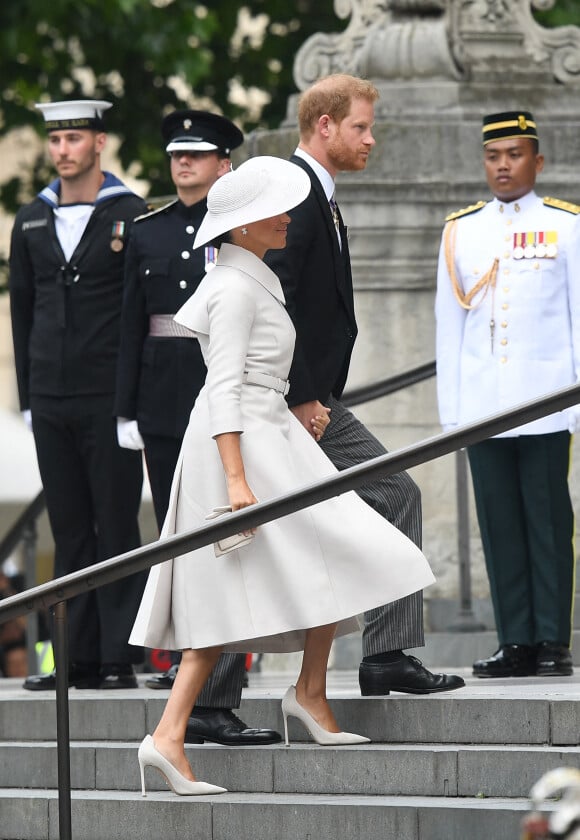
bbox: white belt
[243,371,290,396]
[149,314,193,338]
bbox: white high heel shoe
[138,735,227,796]
[281,685,370,746]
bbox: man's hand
[291,401,331,440]
[116,418,145,450]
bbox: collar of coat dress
[174,243,286,336]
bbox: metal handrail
[1,381,579,624]
[342,361,436,406]
[1,381,579,840]
[0,489,45,565]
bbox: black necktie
[329,194,341,249]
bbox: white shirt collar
[293,147,335,202]
[491,190,538,216]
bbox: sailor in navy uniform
[115,111,281,745]
[435,111,580,679]
[9,99,147,690]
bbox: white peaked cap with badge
[35,100,112,131]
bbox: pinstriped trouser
[320,397,424,656]
[199,396,425,708]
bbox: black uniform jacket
[9,173,147,410]
[114,198,209,439]
[265,155,358,407]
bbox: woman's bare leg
[295,623,340,732]
[152,646,222,780]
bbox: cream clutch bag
[205,505,255,557]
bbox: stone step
[0,788,557,840]
[2,683,579,745]
[2,740,580,799]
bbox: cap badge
[518,115,528,130]
[183,119,192,130]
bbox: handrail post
[54,600,72,840]
[22,519,39,675]
[448,448,486,632]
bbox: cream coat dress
[130,244,434,654]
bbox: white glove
[22,409,32,431]
[567,405,580,435]
[116,418,145,450]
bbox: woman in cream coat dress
[131,156,434,796]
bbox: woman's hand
[227,477,258,535]
[310,405,331,441]
[215,432,258,535]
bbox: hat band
[482,116,538,146]
[45,117,105,131]
[483,118,537,134]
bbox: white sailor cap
[35,99,112,132]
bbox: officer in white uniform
[435,110,580,678]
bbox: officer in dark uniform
[9,99,147,690]
[115,110,281,745]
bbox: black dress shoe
[99,663,138,689]
[359,654,465,695]
[185,708,282,745]
[145,663,179,690]
[536,642,573,677]
[23,662,101,691]
[473,644,536,678]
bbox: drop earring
[241,227,248,236]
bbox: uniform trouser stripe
[468,432,575,646]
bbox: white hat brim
[193,156,311,249]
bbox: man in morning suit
[266,73,464,696]
[115,110,281,745]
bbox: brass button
[501,321,508,328]
[504,251,511,259]
[503,269,510,276]
[500,338,507,346]
[514,203,521,212]
[502,303,509,310]
[473,269,480,276]
[533,262,540,270]
[500,356,508,364]
[499,205,504,214]
[505,235,511,242]
[506,218,513,226]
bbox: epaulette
[134,198,178,223]
[445,200,487,222]
[543,197,580,215]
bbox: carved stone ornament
[293,0,580,89]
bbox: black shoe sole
[361,683,466,696]
[473,671,536,678]
[145,679,174,690]
[184,733,282,746]
[536,667,574,677]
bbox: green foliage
[534,0,580,27]
[0,0,341,208]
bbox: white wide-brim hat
[193,156,310,249]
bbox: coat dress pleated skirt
[130,244,434,654]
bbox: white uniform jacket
[435,190,580,437]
